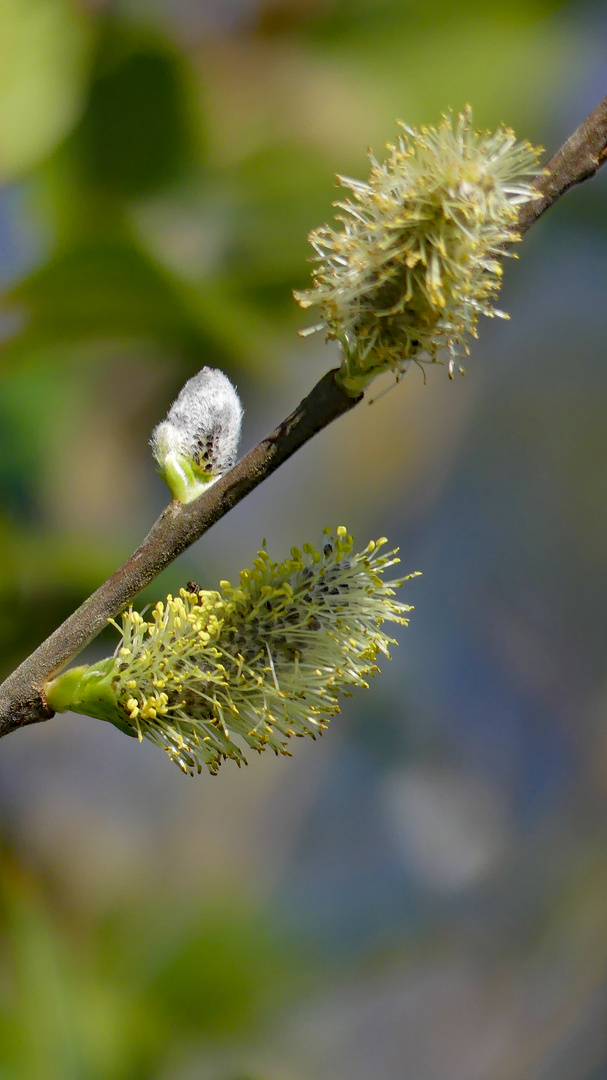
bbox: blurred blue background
[0,1,607,1077]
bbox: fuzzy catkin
[151,367,243,501]
[45,529,417,776]
[295,109,542,390]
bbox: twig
[0,371,360,734]
[1,93,606,737]
[517,93,607,234]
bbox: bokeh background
[0,0,606,1077]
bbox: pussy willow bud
[45,529,418,776]
[295,108,542,392]
[151,367,243,503]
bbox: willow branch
[1,93,606,736]
[517,93,607,235]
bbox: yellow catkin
[48,531,420,777]
[295,108,542,390]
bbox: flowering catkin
[45,529,416,776]
[295,109,542,391]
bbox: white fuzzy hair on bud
[151,367,243,503]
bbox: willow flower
[295,108,542,392]
[45,529,417,776]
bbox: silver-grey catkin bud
[151,367,243,502]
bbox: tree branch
[517,93,607,235]
[1,92,606,737]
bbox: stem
[1,93,607,736]
[517,94,607,235]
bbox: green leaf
[5,239,214,354]
[77,20,197,198]
[0,0,91,181]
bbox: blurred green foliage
[79,23,194,199]
[0,851,307,1079]
[0,0,91,182]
